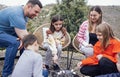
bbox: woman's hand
[86,44,93,48]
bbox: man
[0,0,42,77]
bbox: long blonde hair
[96,22,115,50]
[88,6,102,32]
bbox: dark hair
[88,6,102,32]
[27,0,43,8]
[47,15,66,36]
[22,34,38,48]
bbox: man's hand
[16,38,23,50]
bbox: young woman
[43,15,67,71]
[77,6,102,57]
[77,22,120,76]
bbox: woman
[77,6,102,57]
[77,22,120,76]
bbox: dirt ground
[0,49,86,77]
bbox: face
[27,5,41,19]
[90,11,101,23]
[52,20,63,31]
[96,32,103,42]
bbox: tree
[51,0,88,38]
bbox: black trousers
[80,57,119,76]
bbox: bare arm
[15,27,29,39]
[15,28,29,49]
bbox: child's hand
[116,62,120,72]
[55,39,61,44]
[53,54,58,63]
[97,54,103,60]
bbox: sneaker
[45,65,49,70]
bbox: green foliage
[27,4,55,33]
[50,0,88,39]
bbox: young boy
[12,34,44,77]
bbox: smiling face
[27,4,41,19]
[90,10,101,23]
[52,20,63,31]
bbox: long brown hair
[47,15,66,36]
[96,22,115,50]
[88,6,102,32]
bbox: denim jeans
[0,32,20,77]
[42,69,49,77]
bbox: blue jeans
[0,32,20,77]
[42,69,49,77]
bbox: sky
[0,0,57,6]
[0,0,120,6]
[87,0,120,6]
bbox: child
[12,34,44,77]
[77,6,103,57]
[77,22,120,76]
[43,15,67,70]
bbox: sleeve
[112,40,120,53]
[43,28,49,42]
[77,21,89,46]
[82,55,98,65]
[46,35,57,55]
[9,14,27,29]
[33,55,43,77]
[81,43,100,65]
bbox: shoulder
[4,6,23,15]
[110,38,120,44]
[80,20,89,28]
[46,29,52,34]
[61,27,67,32]
[94,41,101,47]
[82,20,89,25]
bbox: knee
[99,57,110,65]
[80,67,88,75]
